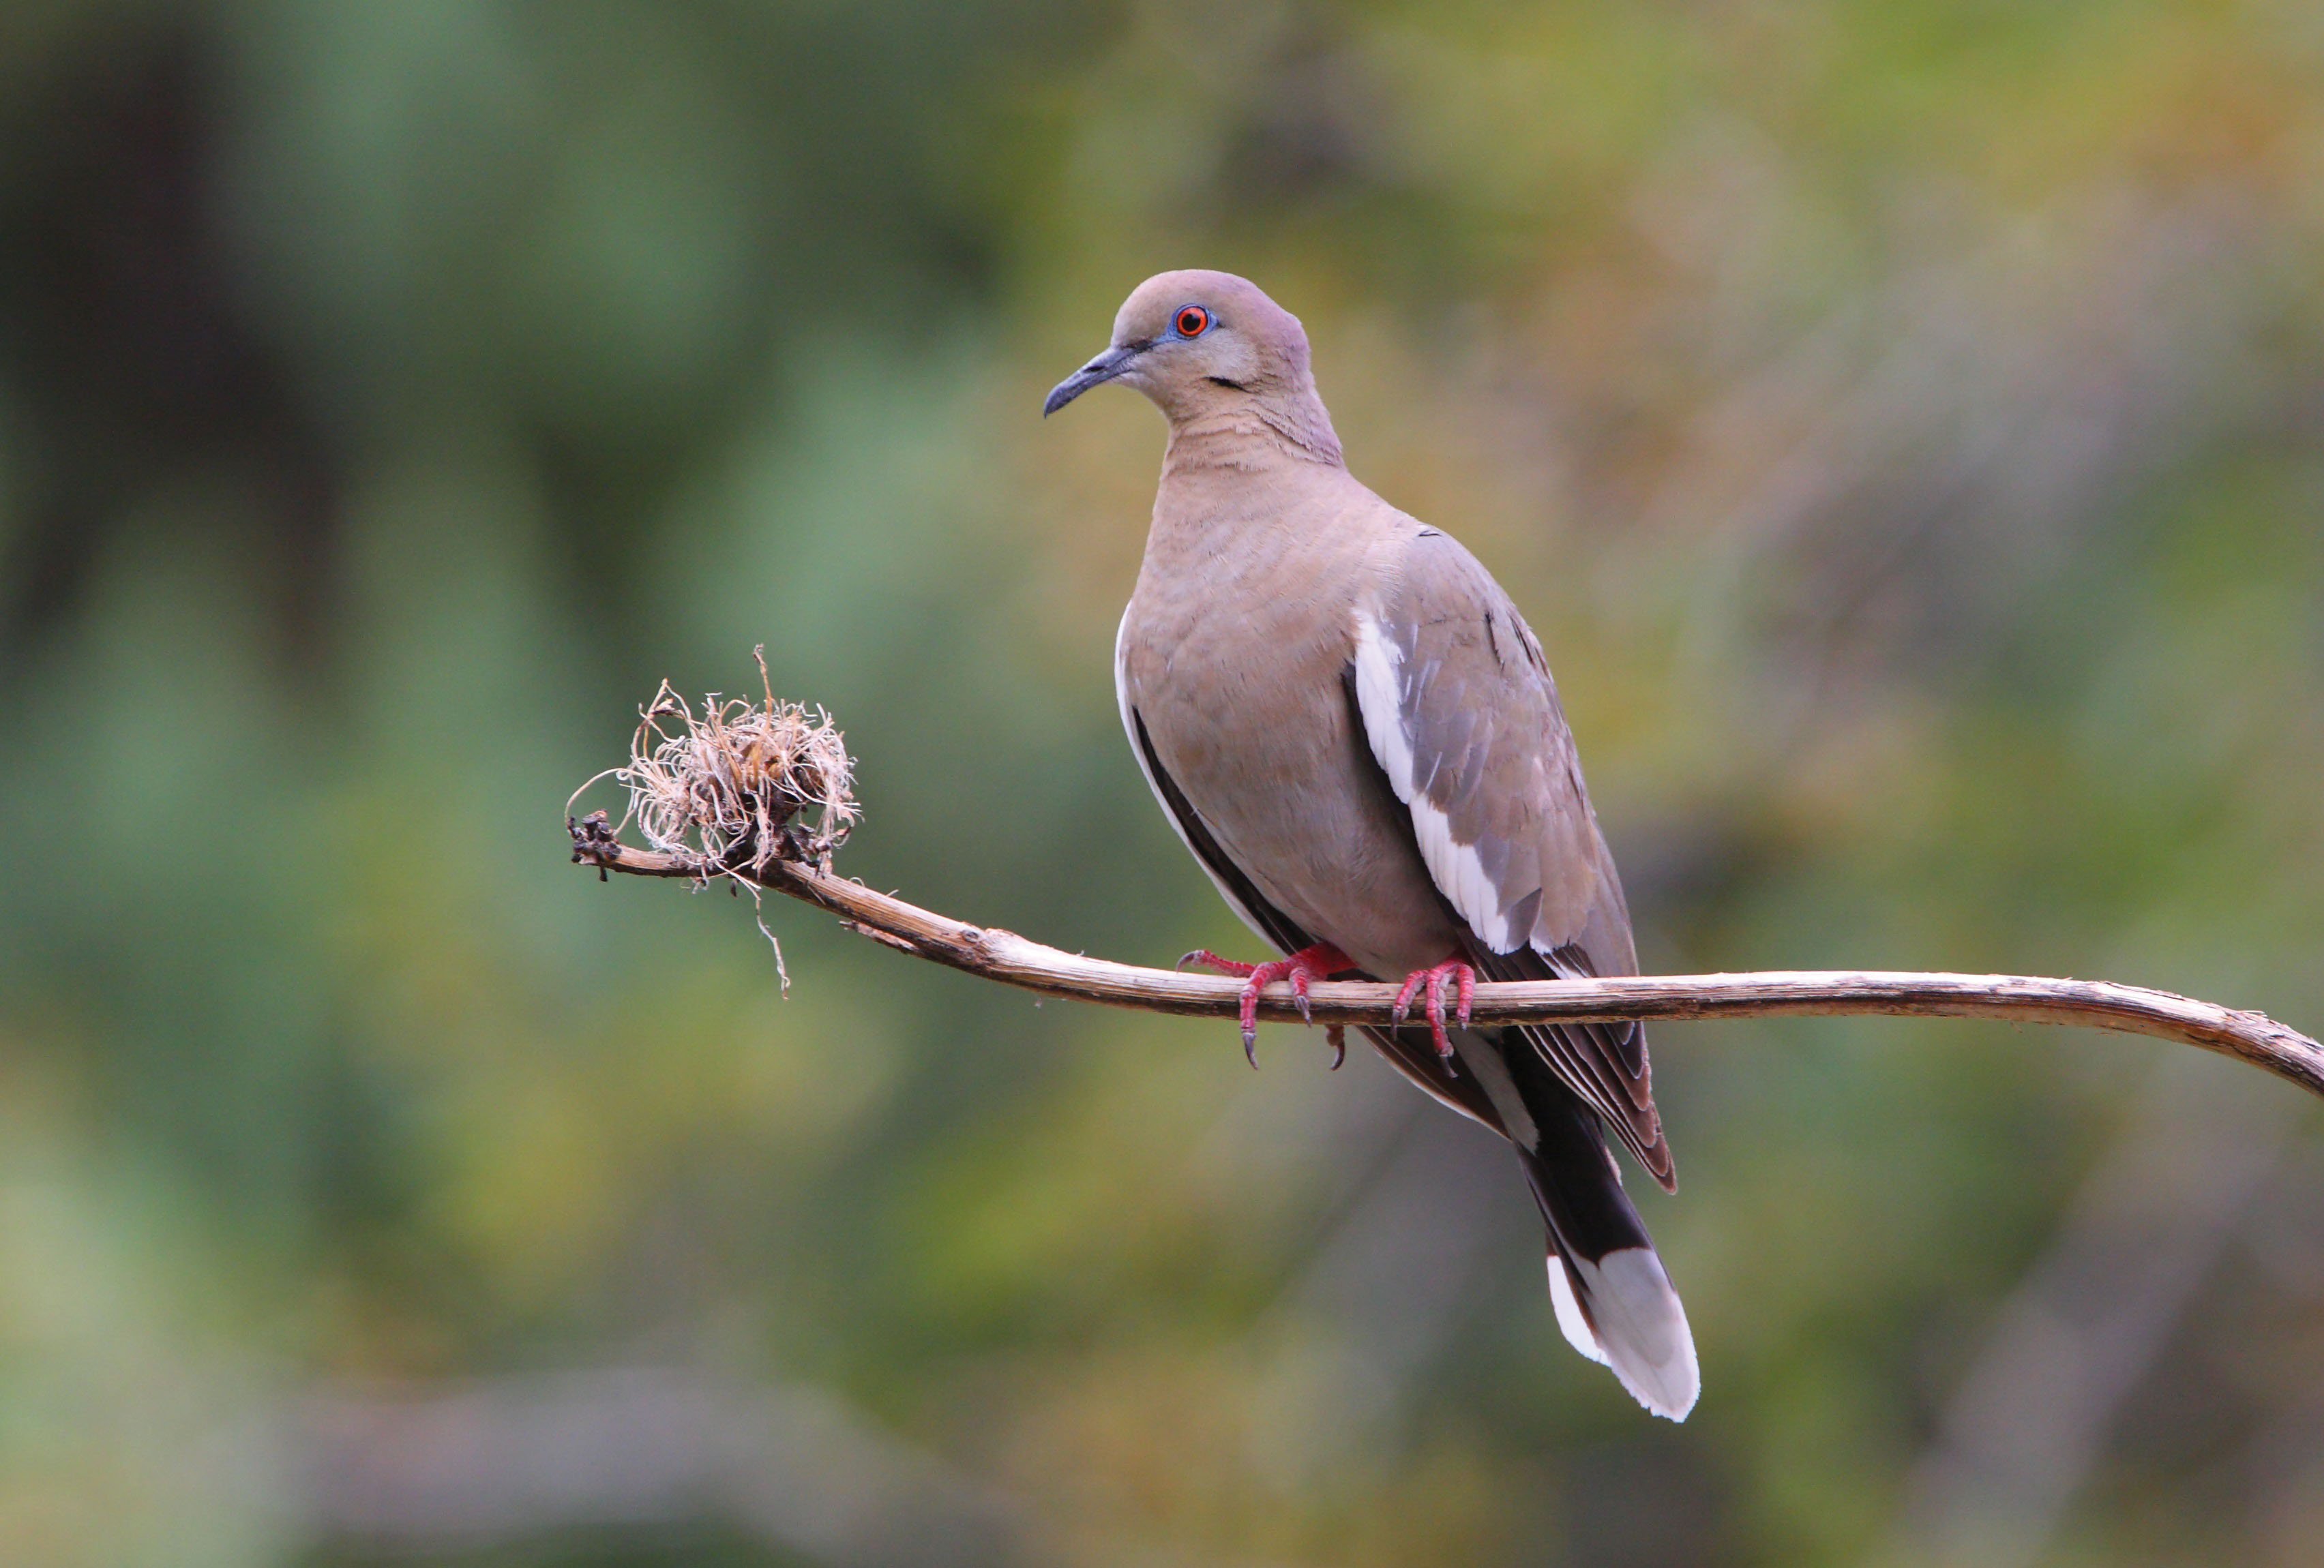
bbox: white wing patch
[1116,607,1278,951]
[1352,610,1521,953]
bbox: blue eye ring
[1174,304,1211,337]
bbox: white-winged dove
[1045,271,1697,1420]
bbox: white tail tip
[1548,1254,1610,1367]
[1549,1247,1699,1421]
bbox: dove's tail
[1510,1062,1699,1421]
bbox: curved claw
[1325,1025,1346,1070]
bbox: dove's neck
[1159,387,1343,477]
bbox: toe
[1391,975,1421,1024]
[1427,971,1457,1058]
[1237,977,1265,1068]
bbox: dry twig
[566,677,2324,1102]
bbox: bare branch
[567,813,2324,1102]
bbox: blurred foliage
[1,1,2322,1564]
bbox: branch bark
[568,814,2324,1102]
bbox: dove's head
[1044,270,1340,459]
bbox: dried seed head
[611,650,857,877]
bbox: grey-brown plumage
[1047,270,1697,1419]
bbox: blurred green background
[2,1,2322,1564]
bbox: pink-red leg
[1180,942,1354,1067]
[1390,955,1478,1061]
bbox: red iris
[1175,305,1210,337]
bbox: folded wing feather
[1349,532,1672,1188]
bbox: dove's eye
[1174,305,1210,337]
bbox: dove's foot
[1179,942,1356,1067]
[1392,957,1476,1061]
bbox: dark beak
[1043,342,1144,416]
